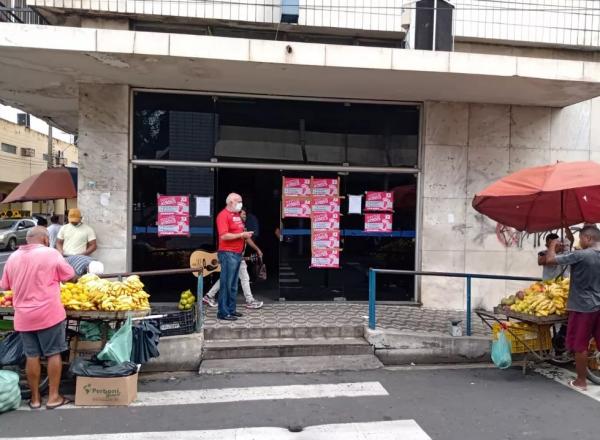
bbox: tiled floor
[203,303,489,337]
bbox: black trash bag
[69,357,138,378]
[131,320,160,364]
[0,333,25,367]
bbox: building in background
[0,111,77,217]
[0,1,599,307]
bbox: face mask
[235,202,243,212]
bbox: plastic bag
[0,370,21,413]
[97,317,132,364]
[491,330,512,369]
[131,321,160,364]
[69,357,138,378]
[254,257,267,282]
[0,332,25,366]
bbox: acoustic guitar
[190,250,258,278]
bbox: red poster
[312,230,340,249]
[282,197,311,218]
[364,213,393,233]
[365,191,394,212]
[312,178,339,196]
[312,212,340,230]
[283,177,311,197]
[311,248,340,269]
[311,196,341,214]
[157,194,190,236]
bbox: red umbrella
[1,167,77,204]
[472,161,600,232]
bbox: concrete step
[199,354,383,375]
[203,337,373,360]
[204,325,364,340]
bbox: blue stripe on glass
[281,229,415,238]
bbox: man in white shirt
[46,215,62,249]
[56,208,97,257]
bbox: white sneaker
[202,295,217,308]
[245,300,263,309]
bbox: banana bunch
[61,274,151,312]
[507,278,569,317]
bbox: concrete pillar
[77,84,129,273]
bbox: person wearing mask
[47,215,61,249]
[203,208,264,309]
[0,226,75,409]
[215,193,253,321]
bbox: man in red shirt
[1,226,75,409]
[216,193,253,321]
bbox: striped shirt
[65,255,93,276]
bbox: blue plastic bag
[491,330,512,369]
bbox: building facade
[0,116,77,216]
[1,1,599,308]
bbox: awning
[2,167,77,204]
[1,23,600,133]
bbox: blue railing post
[368,269,376,330]
[466,275,472,336]
[195,274,204,332]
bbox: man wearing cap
[56,209,97,257]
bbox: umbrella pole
[560,190,564,242]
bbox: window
[1,143,17,154]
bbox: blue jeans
[217,251,242,318]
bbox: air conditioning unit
[21,147,36,157]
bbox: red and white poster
[282,197,311,218]
[312,178,339,196]
[283,177,311,197]
[364,213,393,233]
[365,191,394,212]
[157,195,190,236]
[311,196,341,214]
[312,212,340,230]
[312,230,340,249]
[311,248,340,269]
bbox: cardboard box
[69,339,104,362]
[75,373,138,406]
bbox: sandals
[568,380,587,392]
[28,401,42,410]
[46,396,72,410]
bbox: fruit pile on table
[178,289,196,311]
[61,274,150,311]
[0,291,13,308]
[499,278,569,317]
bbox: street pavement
[0,365,598,439]
[0,251,10,279]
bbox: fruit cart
[476,308,567,374]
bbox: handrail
[368,269,542,336]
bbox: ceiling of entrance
[1,23,600,133]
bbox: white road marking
[12,420,431,440]
[535,364,600,402]
[18,381,389,410]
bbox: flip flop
[45,397,72,410]
[568,380,587,392]
[28,401,42,410]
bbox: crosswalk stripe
[13,420,431,440]
[535,364,600,402]
[18,381,389,410]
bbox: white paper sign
[348,195,363,214]
[100,192,110,207]
[195,196,211,217]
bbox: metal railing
[0,1,47,24]
[368,269,542,336]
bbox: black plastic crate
[152,304,196,337]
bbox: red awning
[1,167,77,204]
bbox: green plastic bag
[491,330,512,369]
[97,317,133,364]
[0,370,21,413]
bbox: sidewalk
[203,303,489,337]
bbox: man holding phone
[215,193,253,321]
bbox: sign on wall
[157,194,190,237]
[364,191,394,212]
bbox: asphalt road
[0,365,598,439]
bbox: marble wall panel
[468,104,510,149]
[423,145,468,198]
[510,106,551,150]
[422,197,467,251]
[550,101,591,151]
[425,102,469,147]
